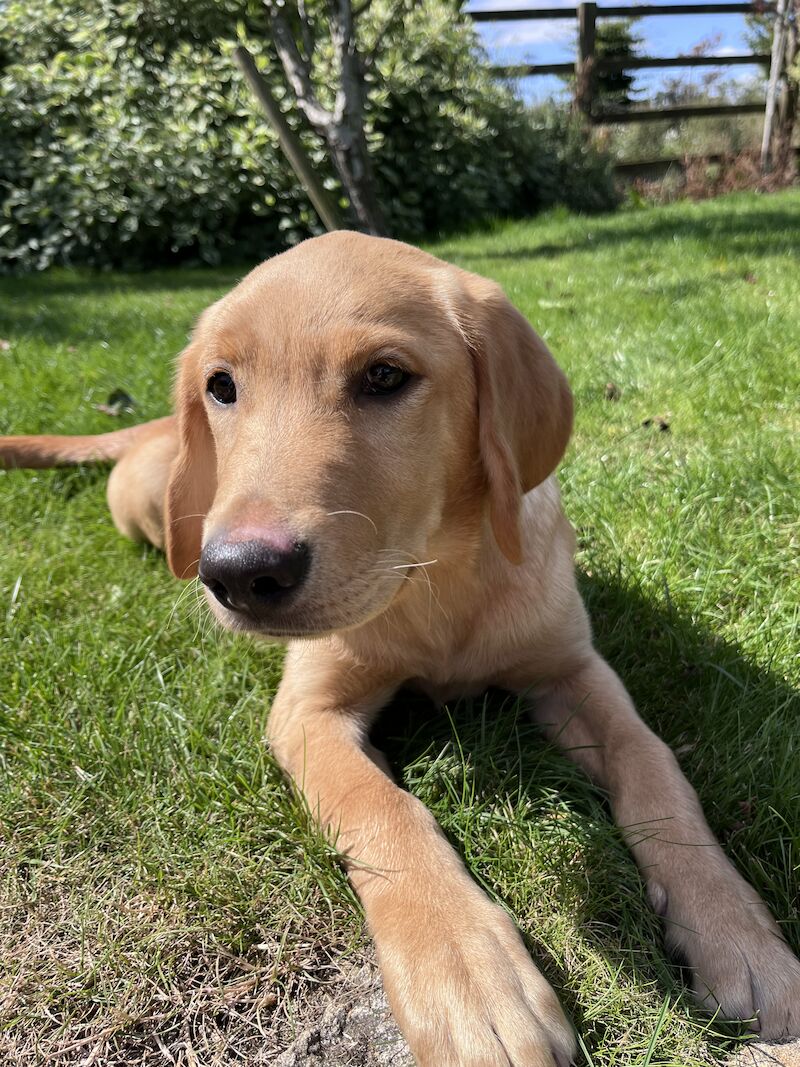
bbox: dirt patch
[274,962,412,1067]
[729,1041,800,1067]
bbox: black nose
[198,537,310,615]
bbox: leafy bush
[369,6,607,234]
[529,105,621,215]
[0,0,322,270]
[0,0,618,271]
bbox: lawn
[1,190,798,1065]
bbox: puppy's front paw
[660,878,800,1038]
[375,894,575,1067]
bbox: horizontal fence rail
[470,2,776,20]
[492,52,771,76]
[602,51,770,68]
[600,101,768,120]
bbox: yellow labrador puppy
[3,232,799,1066]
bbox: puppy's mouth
[200,570,408,640]
[202,591,330,639]
[218,611,338,641]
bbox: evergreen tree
[594,19,643,111]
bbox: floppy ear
[165,346,217,579]
[457,275,573,564]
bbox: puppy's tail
[0,415,175,469]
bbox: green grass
[1,190,799,1064]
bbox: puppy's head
[166,233,572,638]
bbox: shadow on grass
[437,206,800,264]
[0,246,353,350]
[373,567,800,1061]
[0,265,254,300]
[0,266,256,349]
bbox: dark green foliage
[533,106,620,213]
[594,19,643,112]
[743,11,773,56]
[0,0,322,270]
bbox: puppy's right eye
[361,362,410,397]
[207,371,236,405]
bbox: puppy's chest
[407,674,488,705]
[402,623,521,703]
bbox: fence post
[776,2,798,161]
[761,0,790,170]
[576,2,598,119]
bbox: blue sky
[466,0,767,103]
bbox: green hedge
[0,0,619,271]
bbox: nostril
[251,575,282,598]
[250,543,310,598]
[206,579,231,608]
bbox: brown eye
[207,371,236,405]
[361,363,410,397]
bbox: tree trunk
[326,124,387,236]
[325,0,388,234]
[234,46,344,232]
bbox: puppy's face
[166,233,572,639]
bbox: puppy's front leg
[268,645,575,1067]
[521,651,800,1038]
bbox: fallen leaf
[642,416,670,433]
[95,388,136,417]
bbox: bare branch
[265,1,333,129]
[234,45,344,232]
[328,0,360,127]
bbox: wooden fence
[469,2,785,125]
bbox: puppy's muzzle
[199,535,310,617]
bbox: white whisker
[371,549,447,629]
[326,509,378,535]
[166,575,202,628]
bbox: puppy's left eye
[361,363,410,397]
[207,371,237,405]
